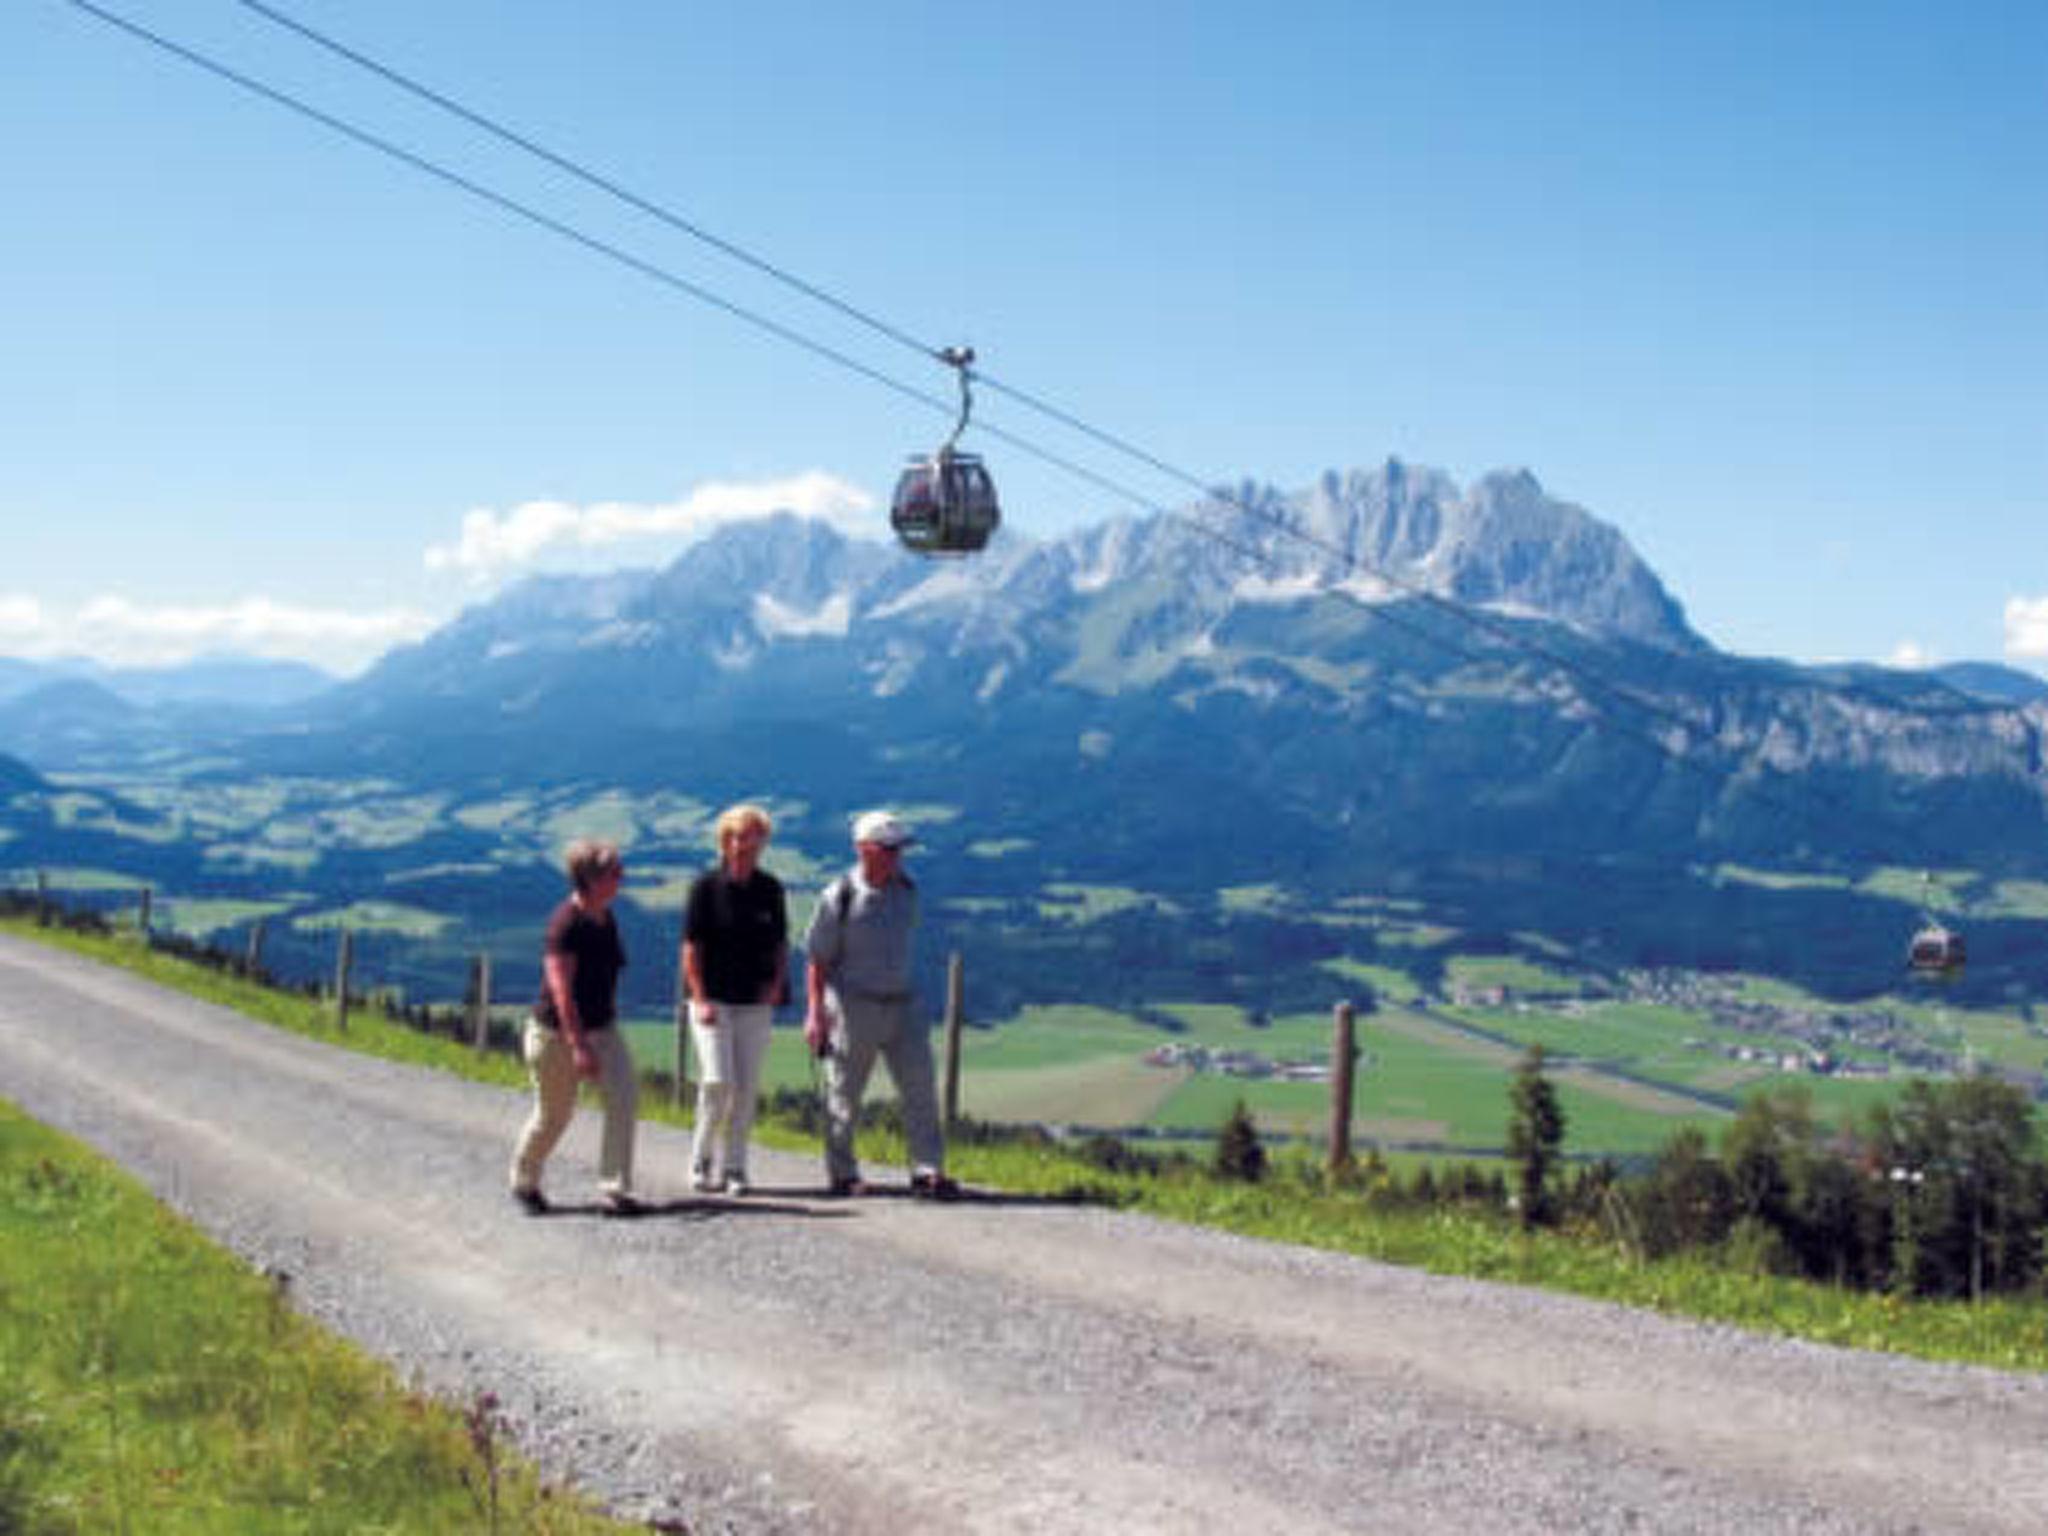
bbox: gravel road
[5,931,2047,1534]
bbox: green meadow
[0,1096,626,1533]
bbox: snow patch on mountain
[1233,571,1329,605]
[753,591,854,639]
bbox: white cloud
[424,470,877,576]
[1888,640,1934,670]
[0,595,42,634]
[2005,596,2048,661]
[0,595,435,676]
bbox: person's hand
[570,1039,598,1080]
[803,1012,831,1057]
[693,999,719,1027]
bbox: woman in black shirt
[681,804,788,1195]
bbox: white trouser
[687,1001,774,1178]
[510,1018,638,1196]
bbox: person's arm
[544,949,598,1079]
[802,886,837,1054]
[803,952,832,1054]
[762,883,790,1008]
[683,939,716,1025]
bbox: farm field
[622,977,2048,1165]
[627,1001,1734,1158]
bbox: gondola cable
[64,0,2015,984]
[147,0,1719,740]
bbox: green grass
[1981,878,2048,919]
[4,921,536,1095]
[1443,953,1576,993]
[1036,883,1175,923]
[1317,957,1426,1004]
[158,898,292,938]
[1713,862,1848,893]
[0,1097,628,1534]
[9,866,152,893]
[892,1134,2048,1373]
[292,901,455,940]
[1858,864,1971,912]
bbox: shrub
[1213,1100,1266,1183]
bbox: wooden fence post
[470,953,492,1052]
[1327,999,1358,1176]
[942,950,965,1132]
[138,887,153,939]
[35,870,49,927]
[244,919,266,978]
[333,928,353,1032]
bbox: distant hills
[0,654,335,710]
[0,752,43,796]
[1930,662,2048,707]
[4,460,2046,1009]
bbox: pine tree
[1214,1098,1267,1183]
[1506,1045,1566,1229]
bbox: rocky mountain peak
[1170,461,1701,651]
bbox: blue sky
[5,1,2044,676]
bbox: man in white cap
[802,809,956,1198]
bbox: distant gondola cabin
[1908,923,1966,977]
[891,449,1000,556]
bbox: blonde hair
[563,838,623,892]
[715,803,775,850]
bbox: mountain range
[0,654,335,709]
[5,460,2047,1010]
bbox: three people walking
[511,807,953,1211]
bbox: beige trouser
[510,1018,638,1196]
[688,1001,774,1180]
[822,992,944,1183]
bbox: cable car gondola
[1908,923,1966,977]
[1906,872,1966,978]
[891,345,1001,556]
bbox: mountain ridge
[6,458,2046,1010]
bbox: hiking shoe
[599,1191,646,1218]
[910,1171,961,1201]
[827,1175,870,1199]
[512,1187,549,1216]
[723,1173,750,1197]
[690,1162,718,1193]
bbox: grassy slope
[0,1097,626,1534]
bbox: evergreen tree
[1637,1126,1734,1257]
[1214,1098,1267,1183]
[1506,1045,1566,1228]
[1869,1076,2044,1299]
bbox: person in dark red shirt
[509,839,641,1216]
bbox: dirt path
[4,933,2046,1534]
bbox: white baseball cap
[852,810,915,848]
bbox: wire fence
[0,872,1381,1168]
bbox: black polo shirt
[685,867,788,1004]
